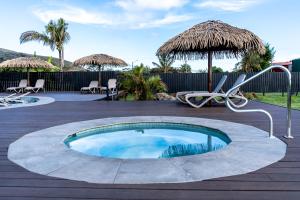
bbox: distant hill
[0,48,84,71]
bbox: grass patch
[120,92,300,110]
[255,93,300,110]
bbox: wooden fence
[0,71,299,93]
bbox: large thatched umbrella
[73,54,127,86]
[157,20,265,92]
[0,57,54,85]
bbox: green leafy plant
[198,66,224,73]
[212,66,224,73]
[119,65,167,100]
[178,63,192,73]
[47,56,53,64]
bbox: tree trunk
[60,48,64,71]
[58,49,64,90]
[58,50,62,71]
[27,68,30,86]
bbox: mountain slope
[0,48,79,70]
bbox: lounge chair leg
[185,95,214,108]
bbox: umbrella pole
[207,51,213,106]
[208,51,212,92]
[27,68,30,87]
[98,65,102,87]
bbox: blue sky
[0,0,299,71]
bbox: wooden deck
[0,100,299,200]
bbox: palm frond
[63,32,71,44]
[20,31,55,51]
[152,62,160,68]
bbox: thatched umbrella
[73,54,127,86]
[157,20,265,92]
[0,57,54,85]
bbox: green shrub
[119,65,167,100]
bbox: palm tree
[235,51,262,72]
[260,43,276,70]
[152,55,175,73]
[234,43,275,72]
[20,18,70,71]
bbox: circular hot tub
[8,116,286,184]
[0,96,54,110]
[65,122,231,159]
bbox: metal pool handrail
[225,65,293,139]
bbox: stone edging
[8,116,286,184]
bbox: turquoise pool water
[65,123,231,159]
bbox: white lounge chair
[6,79,28,93]
[0,92,30,105]
[25,79,45,93]
[184,74,248,108]
[0,93,16,99]
[0,93,17,106]
[81,81,99,94]
[176,75,228,104]
[101,79,117,94]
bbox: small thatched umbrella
[0,57,54,85]
[157,20,265,92]
[73,54,127,86]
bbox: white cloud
[115,0,188,10]
[32,5,193,29]
[196,0,261,12]
[135,14,193,29]
[33,6,113,25]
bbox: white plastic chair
[80,81,99,94]
[6,79,28,93]
[25,79,45,93]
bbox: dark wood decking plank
[0,101,299,199]
[1,179,300,190]
[0,188,300,200]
